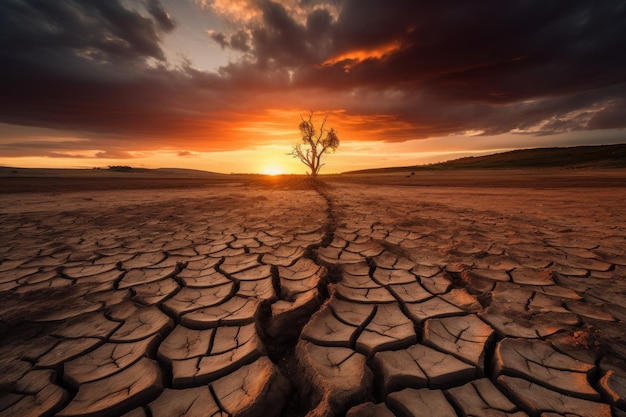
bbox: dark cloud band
[1,0,625,156]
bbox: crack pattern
[0,181,625,417]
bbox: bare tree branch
[287,111,340,177]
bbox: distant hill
[0,166,225,178]
[155,168,225,177]
[0,166,239,193]
[344,143,626,174]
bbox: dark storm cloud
[588,105,626,130]
[207,0,626,137]
[209,29,251,52]
[209,31,229,49]
[1,0,625,155]
[307,1,626,99]
[229,30,251,52]
[349,1,626,135]
[0,0,233,148]
[0,0,175,64]
[147,0,176,32]
[251,1,317,66]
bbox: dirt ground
[1,169,625,417]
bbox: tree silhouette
[288,111,340,177]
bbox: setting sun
[261,165,286,176]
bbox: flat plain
[1,168,626,417]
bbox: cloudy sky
[1,0,625,174]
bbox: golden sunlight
[261,164,286,176]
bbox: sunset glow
[261,164,286,176]
[0,1,624,173]
[322,40,404,71]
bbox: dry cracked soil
[1,173,626,417]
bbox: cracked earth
[1,178,626,417]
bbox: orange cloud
[194,0,258,21]
[323,39,404,71]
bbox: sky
[1,0,625,174]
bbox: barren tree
[288,111,340,177]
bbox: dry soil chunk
[441,288,483,312]
[404,297,465,323]
[510,268,555,285]
[301,306,358,347]
[296,341,371,417]
[420,272,452,294]
[181,296,261,328]
[0,384,68,417]
[0,370,69,417]
[342,262,370,277]
[231,264,271,281]
[148,386,225,417]
[64,335,158,385]
[210,356,288,417]
[318,246,364,264]
[424,314,494,370]
[131,278,179,304]
[237,277,275,299]
[109,306,173,342]
[118,266,176,288]
[447,378,526,417]
[37,337,102,367]
[498,375,611,417]
[52,311,119,339]
[267,291,319,339]
[412,263,441,278]
[387,388,457,417]
[185,256,221,271]
[280,274,320,299]
[346,402,395,417]
[171,325,263,387]
[356,303,417,354]
[262,245,305,266]
[162,283,234,317]
[388,281,432,303]
[494,338,599,400]
[328,297,376,327]
[317,246,343,264]
[469,268,511,282]
[122,252,166,269]
[558,256,613,272]
[566,300,615,321]
[373,343,475,394]
[480,308,561,339]
[335,283,396,303]
[157,325,213,362]
[528,293,570,314]
[278,258,325,280]
[64,264,117,279]
[74,268,123,285]
[220,253,260,274]
[57,358,162,417]
[373,252,415,270]
[178,269,230,288]
[373,268,416,285]
[342,272,382,289]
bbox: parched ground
[1,172,625,417]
